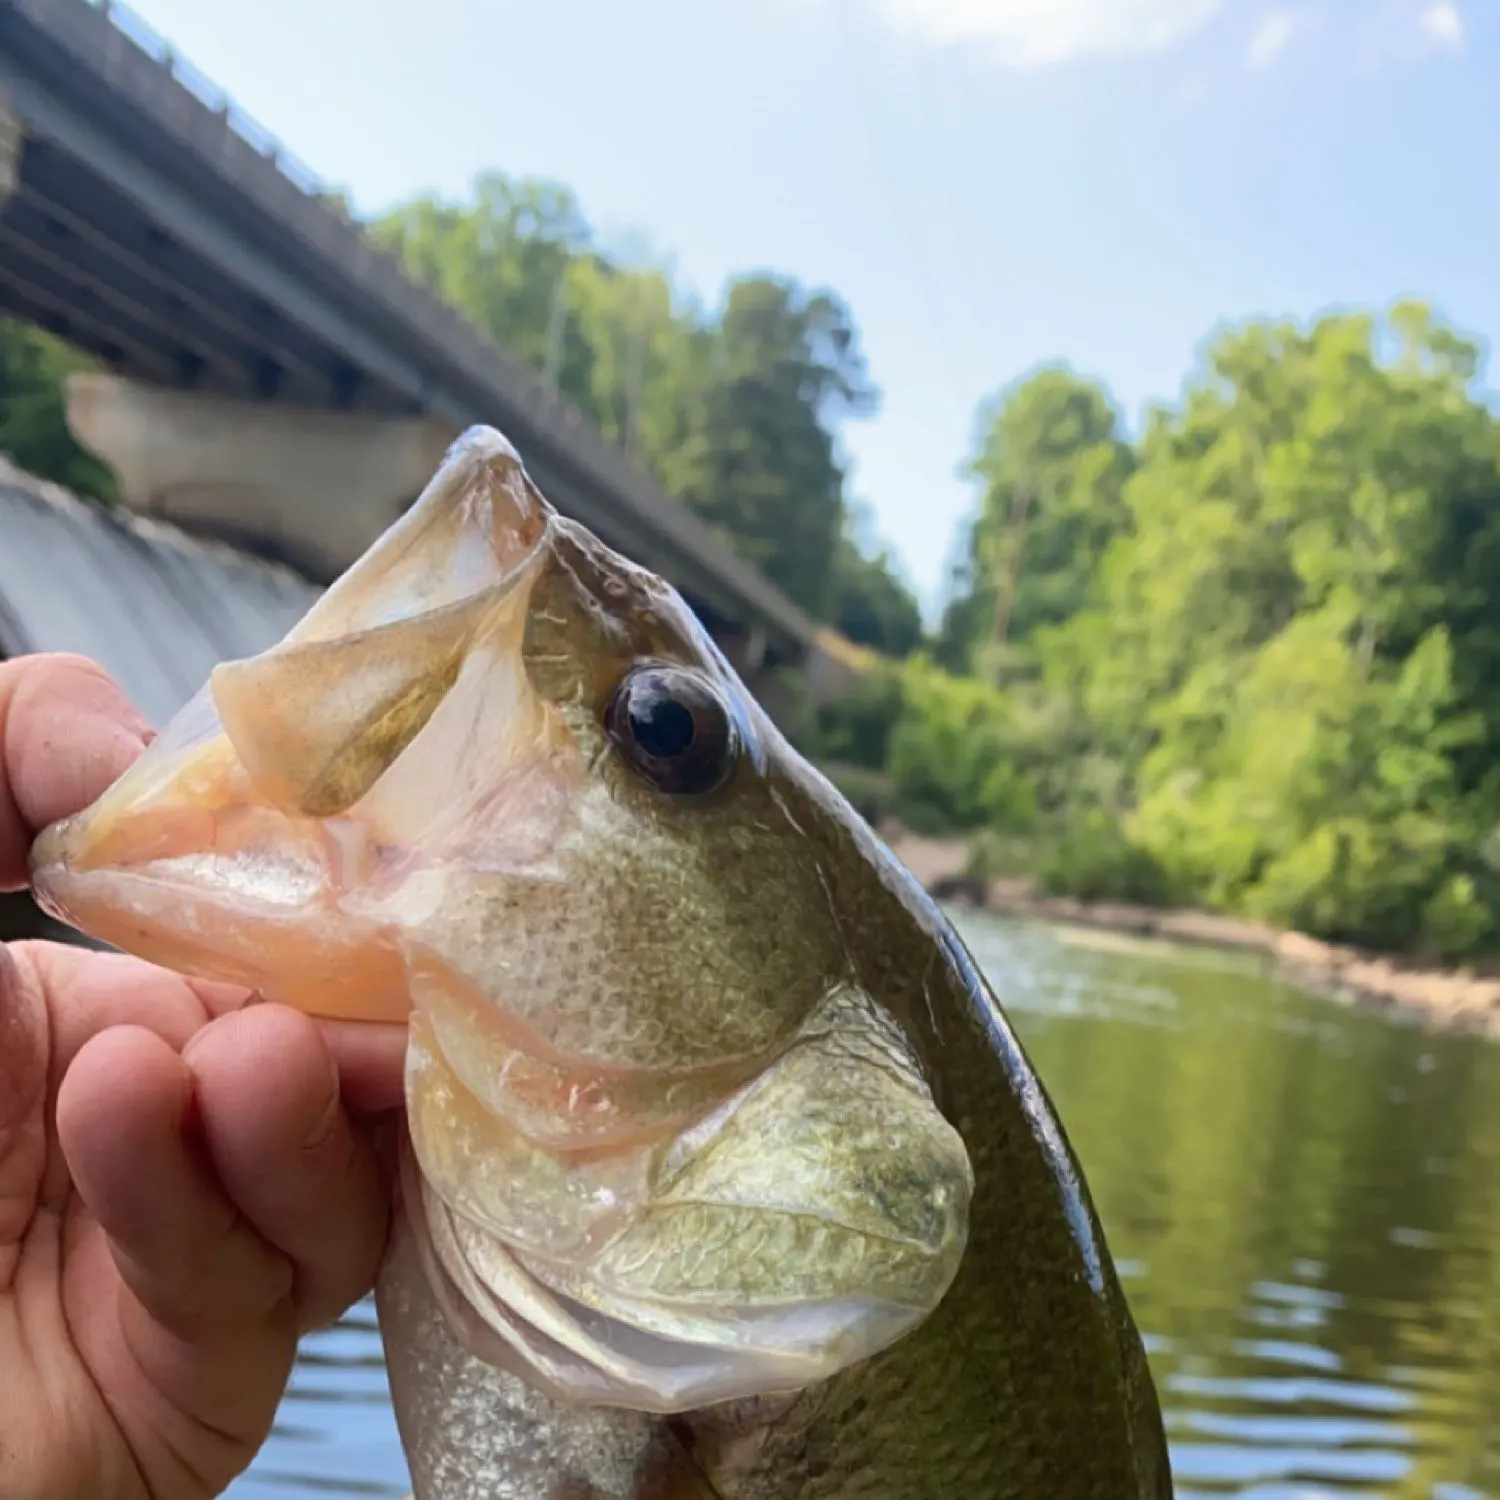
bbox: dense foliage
[929,302,1500,959]
[0,318,117,502]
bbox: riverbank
[883,829,1500,1039]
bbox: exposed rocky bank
[883,829,1500,1040]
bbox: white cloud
[867,0,1228,68]
[1418,0,1463,50]
[1245,9,1304,68]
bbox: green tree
[1040,302,1500,954]
[0,319,117,501]
[561,256,706,470]
[826,505,924,658]
[937,366,1135,674]
[676,275,878,616]
[373,174,591,377]
[885,657,1036,834]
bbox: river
[223,907,1500,1499]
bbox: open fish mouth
[28,423,976,1419]
[29,428,554,1022]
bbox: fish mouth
[28,428,555,1021]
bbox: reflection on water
[227,908,1500,1499]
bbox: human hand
[0,653,408,1500]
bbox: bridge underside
[0,114,411,411]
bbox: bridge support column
[64,374,460,582]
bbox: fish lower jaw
[400,1148,922,1419]
[27,858,412,1020]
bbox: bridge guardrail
[87,0,341,215]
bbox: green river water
[224,906,1500,1499]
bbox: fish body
[30,429,1173,1500]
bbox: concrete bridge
[0,0,855,704]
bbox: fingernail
[89,707,152,750]
[91,717,155,783]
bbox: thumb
[0,652,153,891]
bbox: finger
[56,1026,295,1339]
[0,653,153,889]
[184,1006,393,1331]
[56,1025,300,1483]
[317,1018,409,1115]
[14,941,254,1087]
[19,941,406,1103]
[4,942,263,1267]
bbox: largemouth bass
[29,428,1173,1500]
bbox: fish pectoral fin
[209,594,500,820]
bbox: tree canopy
[934,302,1500,958]
[936,365,1135,674]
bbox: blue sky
[120,0,1495,618]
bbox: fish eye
[604,665,738,796]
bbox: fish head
[30,426,974,1415]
